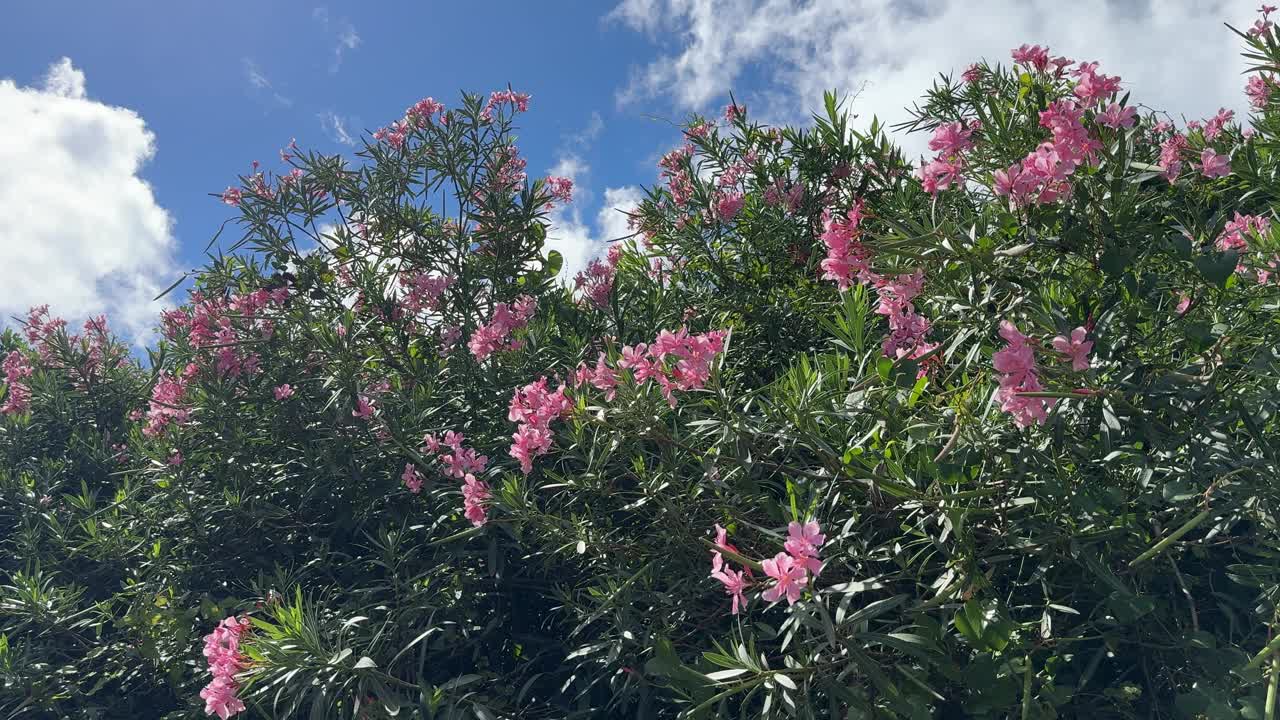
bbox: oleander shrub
[6,11,1280,719]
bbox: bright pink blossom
[783,521,825,576]
[962,63,983,84]
[545,176,574,206]
[469,295,536,361]
[993,320,1055,428]
[1096,103,1136,129]
[273,384,294,401]
[1051,327,1093,371]
[508,377,572,474]
[402,463,423,494]
[709,554,749,615]
[221,187,242,206]
[761,552,808,605]
[461,473,491,526]
[1011,44,1051,72]
[819,201,873,290]
[1200,149,1231,179]
[1,351,34,416]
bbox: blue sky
[0,0,1258,342]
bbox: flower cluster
[994,94,1104,205]
[418,431,492,524]
[1216,212,1271,253]
[710,520,825,612]
[818,200,873,291]
[917,121,974,196]
[508,377,572,474]
[573,244,622,309]
[874,270,935,366]
[397,272,453,317]
[709,524,749,615]
[658,144,695,207]
[199,616,251,719]
[23,305,68,364]
[469,295,536,361]
[1,351,34,416]
[589,328,728,408]
[143,364,197,437]
[480,89,531,123]
[373,96,445,148]
[992,321,1055,428]
[544,175,574,207]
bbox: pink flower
[1011,44,1051,73]
[928,122,974,159]
[724,102,745,121]
[352,395,375,420]
[992,320,1055,428]
[1247,75,1274,110]
[1200,149,1231,179]
[783,521,826,576]
[508,377,571,474]
[714,191,745,220]
[1096,103,1136,129]
[761,552,808,605]
[710,556,749,615]
[402,463,423,494]
[461,473,491,526]
[589,353,618,401]
[199,676,246,720]
[1,351,34,416]
[818,201,873,290]
[1051,327,1093,371]
[443,430,465,449]
[469,295,536,361]
[1175,292,1192,315]
[221,187,243,206]
[168,450,183,466]
[545,176,574,206]
[422,433,440,454]
[962,63,983,84]
[273,384,294,401]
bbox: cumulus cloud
[542,155,644,282]
[610,0,1254,155]
[0,58,178,344]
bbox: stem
[1020,655,1034,720]
[1267,652,1279,720]
[1128,508,1213,567]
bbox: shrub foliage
[6,15,1280,720]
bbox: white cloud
[542,152,645,281]
[0,58,178,344]
[597,186,645,243]
[314,7,361,73]
[243,58,292,107]
[319,111,357,145]
[610,0,1254,156]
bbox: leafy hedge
[5,13,1280,720]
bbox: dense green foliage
[5,19,1280,720]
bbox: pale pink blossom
[1200,149,1231,179]
[710,556,749,615]
[761,552,808,605]
[783,521,825,576]
[273,384,294,400]
[461,473,491,526]
[1096,103,1136,129]
[1051,327,1093,371]
[402,463,423,494]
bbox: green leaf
[1195,249,1239,288]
